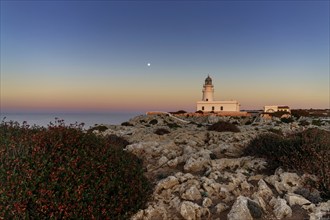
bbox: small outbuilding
[264,105,291,113]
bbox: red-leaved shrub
[0,120,151,219]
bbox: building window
[212,106,214,111]
[206,99,208,101]
[202,106,204,110]
[220,106,223,111]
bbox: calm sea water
[0,112,143,128]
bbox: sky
[1,0,329,113]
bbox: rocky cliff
[95,114,330,220]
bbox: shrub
[0,120,151,219]
[299,120,310,126]
[281,117,294,123]
[245,120,253,125]
[154,128,170,135]
[167,122,181,129]
[195,110,203,114]
[312,119,322,126]
[106,134,130,149]
[88,125,108,132]
[121,121,133,126]
[268,128,283,136]
[170,110,187,114]
[149,119,158,125]
[291,109,310,118]
[208,121,240,132]
[243,128,330,199]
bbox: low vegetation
[88,124,108,132]
[280,117,294,123]
[208,121,240,132]
[154,128,170,135]
[0,120,151,219]
[243,128,330,199]
[170,110,187,115]
[121,121,133,126]
[149,119,158,125]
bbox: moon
[147,63,151,67]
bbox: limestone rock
[155,176,179,193]
[180,201,203,220]
[215,202,229,214]
[285,193,312,206]
[208,115,220,124]
[227,196,253,220]
[202,197,212,208]
[143,205,167,220]
[131,205,167,220]
[181,185,202,201]
[270,197,292,219]
[266,172,301,194]
[257,179,273,200]
[309,201,330,220]
[184,157,209,173]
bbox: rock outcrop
[96,114,330,220]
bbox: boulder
[202,197,212,208]
[309,201,330,220]
[180,201,203,220]
[181,185,202,201]
[227,196,253,220]
[131,205,167,220]
[215,202,229,214]
[208,115,220,124]
[184,157,209,173]
[256,179,273,200]
[270,197,292,219]
[285,193,312,206]
[155,176,179,193]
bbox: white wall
[202,85,214,101]
[196,101,240,112]
[264,106,278,112]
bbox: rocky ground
[95,114,330,220]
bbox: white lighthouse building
[196,75,240,112]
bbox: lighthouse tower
[196,75,240,112]
[202,75,214,101]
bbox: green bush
[243,128,330,199]
[0,120,151,219]
[208,121,240,132]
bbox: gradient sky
[1,0,329,112]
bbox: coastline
[0,112,143,128]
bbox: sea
[0,112,143,129]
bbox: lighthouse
[196,75,240,112]
[202,75,214,102]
